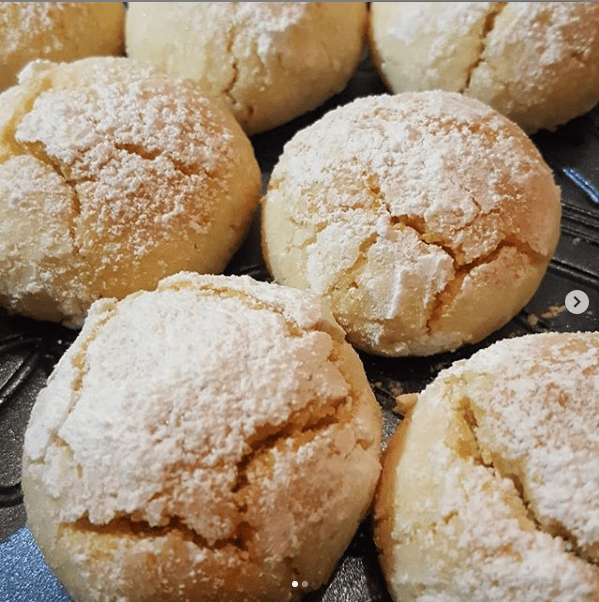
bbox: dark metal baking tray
[1,54,598,602]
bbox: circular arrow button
[565,290,590,314]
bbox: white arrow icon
[565,290,590,314]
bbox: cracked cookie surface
[0,57,261,325]
[369,2,599,133]
[261,91,561,356]
[22,272,382,602]
[125,2,367,135]
[374,332,599,602]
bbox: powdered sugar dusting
[380,332,599,600]
[231,3,306,63]
[382,2,493,93]
[178,2,307,67]
[0,57,260,324]
[275,92,556,257]
[263,91,561,355]
[23,273,378,545]
[474,3,597,94]
[22,273,382,600]
[1,3,70,56]
[371,3,599,132]
[14,59,235,253]
[0,2,124,92]
[0,154,91,320]
[453,332,599,560]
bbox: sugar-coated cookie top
[448,332,599,560]
[22,273,383,601]
[0,2,124,90]
[0,57,261,324]
[12,57,237,243]
[24,273,378,541]
[369,2,599,132]
[262,91,561,355]
[375,332,599,601]
[273,91,558,262]
[126,2,367,133]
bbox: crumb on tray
[540,305,566,319]
[394,393,419,415]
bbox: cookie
[369,2,599,132]
[374,331,599,601]
[0,57,261,325]
[126,2,367,134]
[0,2,124,91]
[261,91,561,356]
[22,272,382,602]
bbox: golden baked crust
[0,2,125,91]
[0,57,261,325]
[369,2,599,133]
[125,2,368,135]
[261,91,561,356]
[22,273,382,602]
[374,332,599,601]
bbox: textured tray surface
[1,55,598,602]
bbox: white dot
[292,581,298,588]
[302,581,309,588]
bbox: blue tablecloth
[0,528,70,602]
